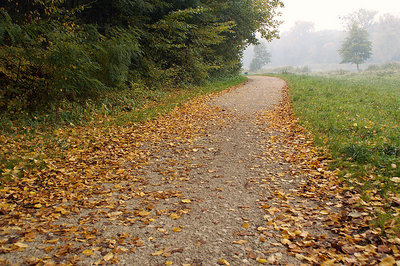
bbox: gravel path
[1,76,340,265]
[117,76,297,265]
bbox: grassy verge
[115,75,247,125]
[279,71,400,231]
[0,75,247,185]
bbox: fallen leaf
[322,259,336,266]
[169,213,181,220]
[390,177,400,183]
[232,240,248,245]
[138,211,151,217]
[256,258,267,264]
[82,249,94,256]
[152,250,164,256]
[14,242,28,249]
[103,252,114,261]
[218,259,230,265]
[379,256,396,266]
[242,222,250,229]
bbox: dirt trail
[1,76,392,265]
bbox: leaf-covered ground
[1,76,399,265]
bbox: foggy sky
[279,0,400,32]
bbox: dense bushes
[0,0,283,118]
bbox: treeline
[244,12,400,71]
[0,0,282,115]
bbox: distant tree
[249,42,271,72]
[370,14,400,63]
[339,23,372,70]
[340,9,378,31]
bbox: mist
[243,12,400,72]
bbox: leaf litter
[0,76,399,265]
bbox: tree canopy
[0,0,283,114]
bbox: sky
[279,0,400,32]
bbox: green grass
[0,76,247,133]
[115,75,247,125]
[280,71,400,224]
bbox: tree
[0,0,284,114]
[340,9,378,31]
[249,42,271,72]
[370,14,400,63]
[339,23,372,70]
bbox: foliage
[249,42,271,72]
[339,23,372,70]
[0,0,283,125]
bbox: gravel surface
[1,76,336,265]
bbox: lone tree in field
[249,42,271,72]
[339,22,372,70]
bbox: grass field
[281,69,400,229]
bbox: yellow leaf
[34,203,42,208]
[165,262,173,265]
[14,242,28,248]
[46,238,59,244]
[169,213,181,220]
[322,259,336,266]
[379,256,396,266]
[103,252,113,261]
[173,227,181,232]
[257,258,267,264]
[152,250,163,256]
[82,249,94,256]
[181,199,191,204]
[242,222,250,229]
[218,259,230,265]
[138,211,151,217]
[281,239,291,245]
[41,245,53,253]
